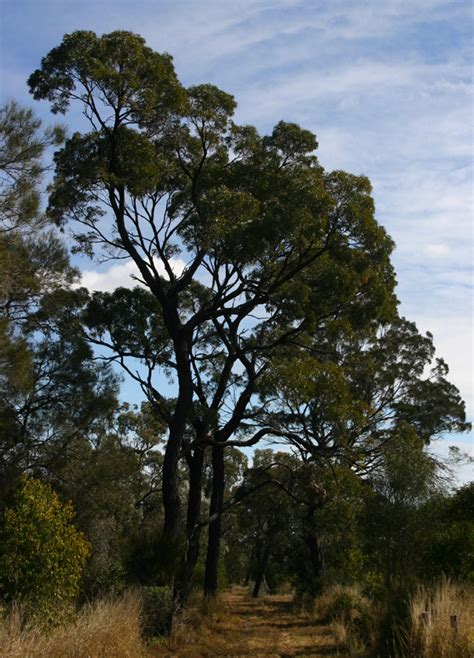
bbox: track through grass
[151,586,339,657]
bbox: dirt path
[151,586,339,657]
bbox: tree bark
[174,442,205,607]
[162,333,194,538]
[204,443,225,597]
[252,540,272,598]
[244,545,256,586]
[304,506,324,595]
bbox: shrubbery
[141,586,173,637]
[0,476,90,623]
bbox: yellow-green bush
[0,476,90,623]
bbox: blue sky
[1,0,472,479]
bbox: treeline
[0,29,472,656]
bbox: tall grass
[313,580,474,658]
[313,583,378,656]
[0,590,148,658]
[400,580,474,658]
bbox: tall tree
[0,102,120,525]
[0,101,70,374]
[0,101,63,233]
[29,30,397,605]
[0,103,87,503]
[0,293,119,503]
[254,318,469,591]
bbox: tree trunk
[162,334,193,538]
[306,531,324,579]
[204,443,225,597]
[174,442,205,607]
[162,442,182,539]
[252,540,272,598]
[159,333,194,637]
[244,545,256,586]
[304,506,324,595]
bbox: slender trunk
[174,443,205,607]
[306,531,324,578]
[204,443,225,597]
[160,333,194,635]
[244,545,256,586]
[252,540,272,598]
[304,506,324,595]
[162,334,193,538]
[162,444,181,538]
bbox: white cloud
[423,244,452,259]
[78,258,186,293]
[134,0,469,79]
[399,310,473,417]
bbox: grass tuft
[0,590,148,657]
[400,580,474,658]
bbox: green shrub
[126,523,183,586]
[141,585,173,637]
[0,476,90,623]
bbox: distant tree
[362,425,445,588]
[253,318,468,593]
[262,318,469,472]
[0,101,117,508]
[0,101,69,403]
[305,466,371,589]
[48,401,165,597]
[0,297,119,504]
[235,450,302,597]
[0,101,71,345]
[422,482,474,583]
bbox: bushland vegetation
[0,30,472,657]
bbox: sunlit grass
[0,590,147,658]
[402,580,474,658]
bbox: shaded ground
[151,586,339,657]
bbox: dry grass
[0,586,338,657]
[313,580,474,658]
[402,580,474,658]
[0,590,149,658]
[313,583,376,656]
[314,583,370,621]
[6,582,468,657]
